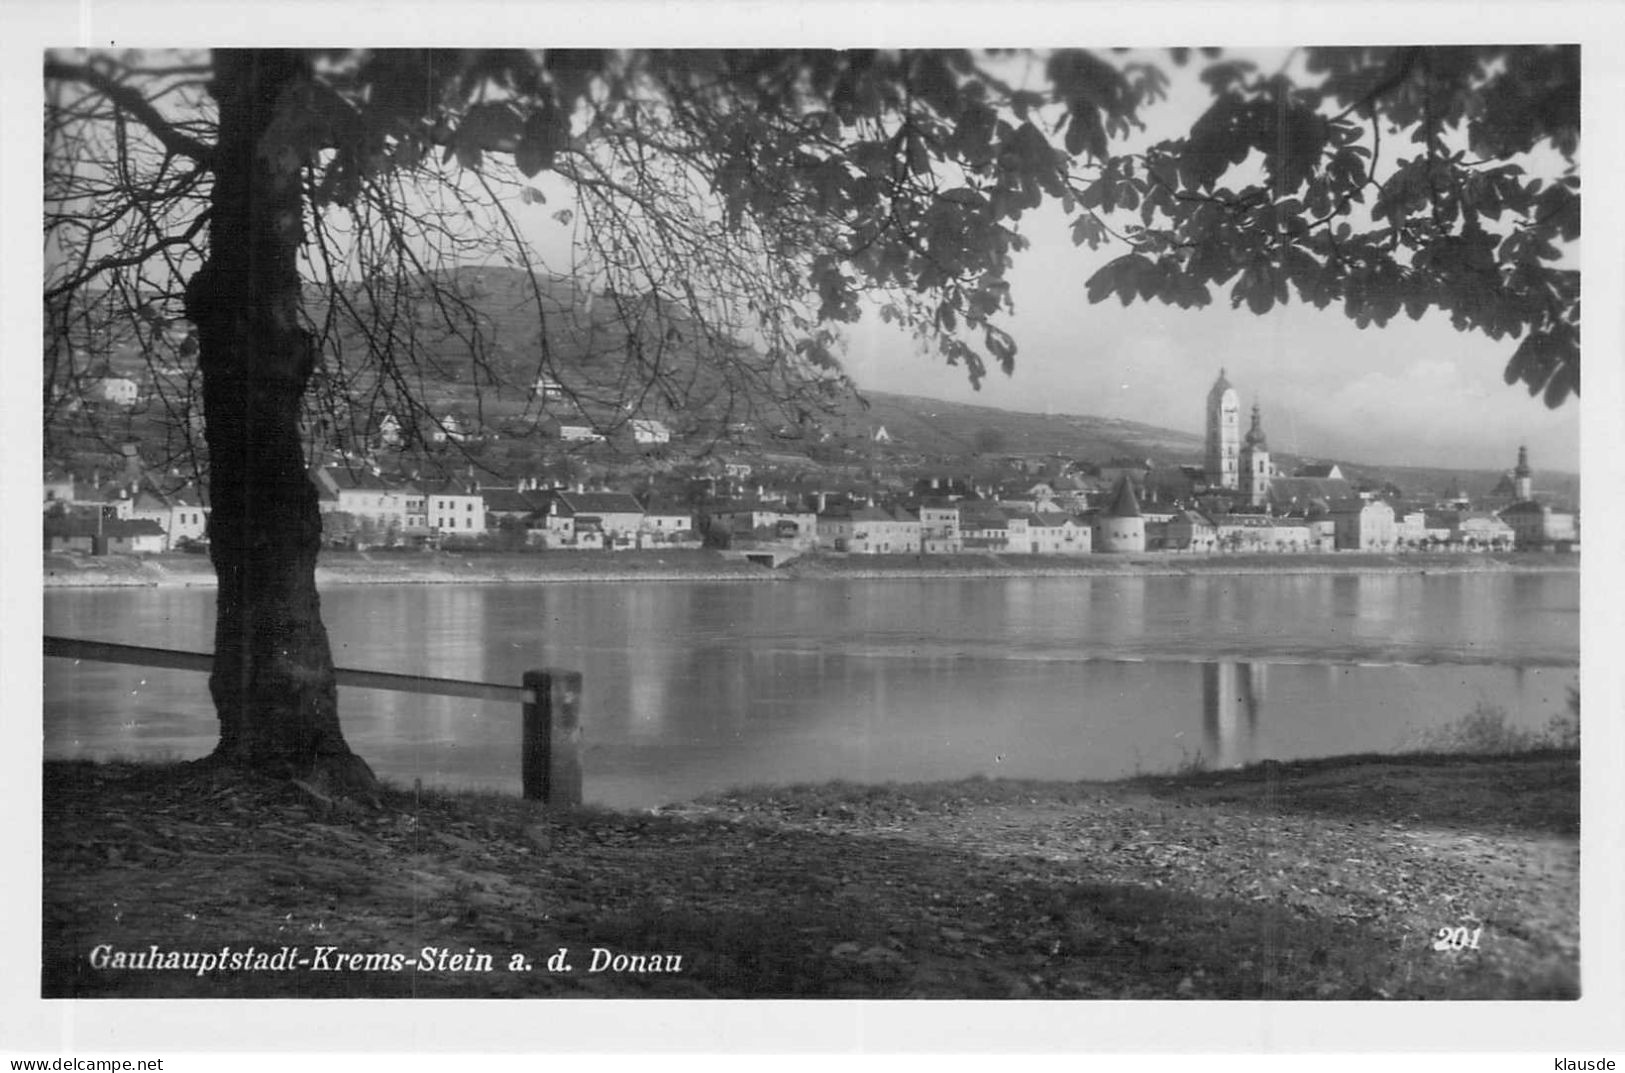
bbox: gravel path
[42,754,1579,999]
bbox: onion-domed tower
[1514,445,1533,501]
[1240,402,1272,507]
[1205,369,1241,491]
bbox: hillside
[47,267,1579,505]
[837,391,1577,505]
[850,391,1207,463]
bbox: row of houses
[43,465,210,554]
[313,467,699,550]
[368,410,676,450]
[43,456,1579,557]
[814,481,1576,556]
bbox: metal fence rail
[43,634,581,804]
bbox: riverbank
[42,546,1580,589]
[42,750,1578,999]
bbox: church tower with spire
[1514,445,1533,501]
[1205,369,1241,491]
[1240,402,1273,507]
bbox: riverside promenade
[43,547,1581,589]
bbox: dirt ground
[41,751,1579,999]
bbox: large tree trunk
[184,49,375,792]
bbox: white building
[1026,512,1091,555]
[422,480,487,537]
[917,503,962,554]
[92,375,140,408]
[313,466,415,544]
[557,422,604,443]
[1330,498,1396,551]
[631,419,672,445]
[638,503,698,546]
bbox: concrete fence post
[522,670,583,806]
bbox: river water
[44,572,1579,809]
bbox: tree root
[301,751,382,809]
[189,748,382,811]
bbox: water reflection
[1200,661,1266,768]
[45,573,1579,808]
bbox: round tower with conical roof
[1093,475,1146,552]
[1206,369,1241,491]
[1240,401,1273,507]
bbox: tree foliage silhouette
[1075,46,1579,406]
[43,47,1578,787]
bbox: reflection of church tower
[1206,370,1241,490]
[1240,402,1272,507]
[1201,661,1266,767]
[1514,445,1533,501]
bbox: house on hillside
[548,418,605,443]
[631,418,672,445]
[88,373,139,408]
[371,413,404,449]
[428,412,472,444]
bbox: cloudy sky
[840,51,1580,475]
[841,194,1580,474]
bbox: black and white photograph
[8,0,1623,1065]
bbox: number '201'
[1432,926,1483,951]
